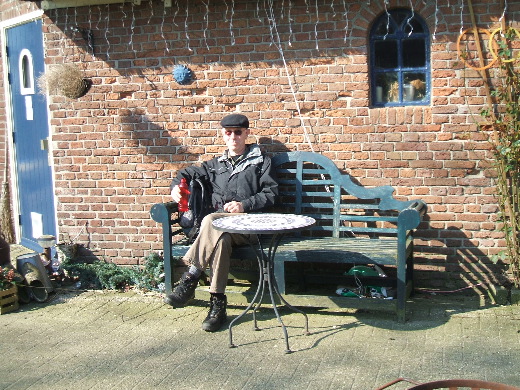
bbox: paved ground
[1,286,519,390]
[2,246,520,390]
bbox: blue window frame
[370,8,430,107]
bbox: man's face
[221,127,250,156]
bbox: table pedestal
[228,233,310,354]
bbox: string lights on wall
[38,0,517,66]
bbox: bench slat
[171,237,404,266]
[311,226,399,234]
[275,237,400,265]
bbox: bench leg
[396,263,406,323]
[164,255,173,294]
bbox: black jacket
[170,144,278,212]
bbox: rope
[264,1,331,192]
[416,282,486,294]
[265,0,316,154]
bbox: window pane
[373,18,396,36]
[374,40,398,68]
[370,8,429,106]
[22,55,31,89]
[402,39,425,67]
[403,18,424,35]
[392,10,412,27]
[403,72,426,101]
[375,72,398,103]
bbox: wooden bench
[150,151,427,322]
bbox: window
[19,49,35,95]
[370,9,430,107]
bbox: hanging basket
[0,284,19,315]
[37,64,92,99]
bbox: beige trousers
[183,213,254,294]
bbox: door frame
[1,10,58,245]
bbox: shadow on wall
[413,226,510,295]
[257,137,292,154]
[43,5,500,291]
[68,105,508,299]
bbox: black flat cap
[220,114,249,128]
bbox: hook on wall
[70,26,95,56]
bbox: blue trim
[370,8,430,107]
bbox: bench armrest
[150,201,181,292]
[341,174,425,212]
[150,201,179,224]
[397,200,427,231]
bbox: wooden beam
[41,0,142,10]
[466,0,495,116]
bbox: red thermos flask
[178,178,190,212]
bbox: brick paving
[1,287,519,390]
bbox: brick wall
[1,0,518,290]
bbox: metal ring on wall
[457,27,498,71]
[489,27,520,63]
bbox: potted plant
[56,236,81,264]
[0,266,23,314]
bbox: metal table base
[228,233,310,354]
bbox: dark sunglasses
[224,129,243,136]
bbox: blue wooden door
[6,20,57,251]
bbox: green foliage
[131,252,165,292]
[61,252,165,292]
[478,33,520,287]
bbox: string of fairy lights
[14,0,518,149]
[8,0,517,190]
[31,0,515,68]
[33,0,517,143]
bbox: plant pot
[487,284,509,305]
[56,243,79,263]
[0,284,19,314]
[17,253,54,298]
[511,288,520,305]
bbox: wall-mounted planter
[173,65,193,85]
[37,63,91,99]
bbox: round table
[213,213,316,353]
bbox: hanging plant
[37,63,91,99]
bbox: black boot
[202,294,227,332]
[163,272,200,308]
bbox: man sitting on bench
[164,113,278,332]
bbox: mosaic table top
[212,213,316,235]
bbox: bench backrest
[271,151,422,239]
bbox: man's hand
[223,201,244,213]
[171,185,182,202]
